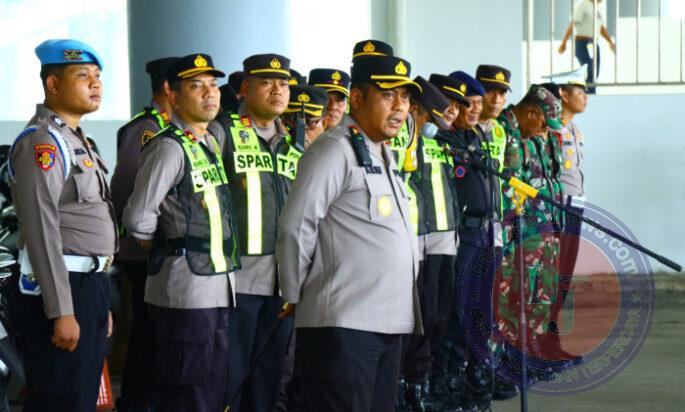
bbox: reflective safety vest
[116,106,169,150]
[150,125,240,276]
[414,135,457,233]
[221,112,301,256]
[481,119,506,216]
[388,121,418,172]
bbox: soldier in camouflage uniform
[496,86,563,360]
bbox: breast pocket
[364,173,402,222]
[72,161,100,203]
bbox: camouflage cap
[526,85,562,130]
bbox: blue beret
[448,71,484,97]
[35,39,103,70]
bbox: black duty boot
[396,377,408,412]
[405,382,426,412]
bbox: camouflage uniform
[496,106,561,346]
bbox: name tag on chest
[191,165,224,192]
[234,152,274,173]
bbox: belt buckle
[103,256,113,273]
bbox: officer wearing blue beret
[8,39,117,411]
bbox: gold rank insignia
[63,49,84,61]
[395,61,408,75]
[83,158,93,168]
[297,93,310,103]
[564,160,572,169]
[496,71,505,81]
[377,195,393,217]
[194,55,208,68]
[271,58,281,69]
[332,71,341,85]
[460,84,467,93]
[363,41,375,53]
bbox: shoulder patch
[34,143,56,171]
[141,130,156,146]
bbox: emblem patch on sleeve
[34,144,57,171]
[141,130,156,146]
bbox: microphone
[421,122,480,159]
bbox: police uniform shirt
[559,121,584,197]
[228,104,292,296]
[111,100,167,262]
[123,118,234,309]
[10,104,117,318]
[276,114,420,334]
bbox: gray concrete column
[127,0,292,115]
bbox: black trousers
[402,255,455,382]
[225,294,293,412]
[294,327,405,412]
[10,272,109,412]
[453,242,501,361]
[117,261,158,410]
[150,305,229,412]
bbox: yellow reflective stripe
[405,176,419,234]
[180,135,228,271]
[246,171,262,254]
[204,189,227,272]
[431,161,448,231]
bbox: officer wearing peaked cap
[308,68,350,128]
[428,73,470,128]
[8,38,117,411]
[352,39,394,58]
[541,66,588,363]
[123,53,238,411]
[398,76,461,411]
[282,84,328,148]
[289,68,307,85]
[476,64,511,170]
[277,54,422,412]
[111,55,178,411]
[216,53,302,412]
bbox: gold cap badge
[363,41,375,52]
[194,55,207,68]
[332,71,342,80]
[270,58,281,69]
[460,84,467,93]
[297,93,310,103]
[495,71,505,81]
[394,61,408,75]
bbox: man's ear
[45,75,60,96]
[349,87,364,111]
[168,88,180,109]
[240,78,250,99]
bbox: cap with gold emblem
[448,71,485,97]
[351,55,421,95]
[412,76,451,122]
[352,39,394,58]
[475,64,512,92]
[165,53,225,83]
[243,53,291,79]
[308,68,351,98]
[428,74,470,107]
[285,85,328,117]
[289,68,307,85]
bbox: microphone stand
[443,136,682,412]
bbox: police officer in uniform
[111,56,178,411]
[9,39,116,411]
[308,68,351,129]
[123,53,239,411]
[399,77,459,412]
[542,67,589,361]
[476,64,510,170]
[281,84,329,148]
[277,54,422,412]
[217,54,301,412]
